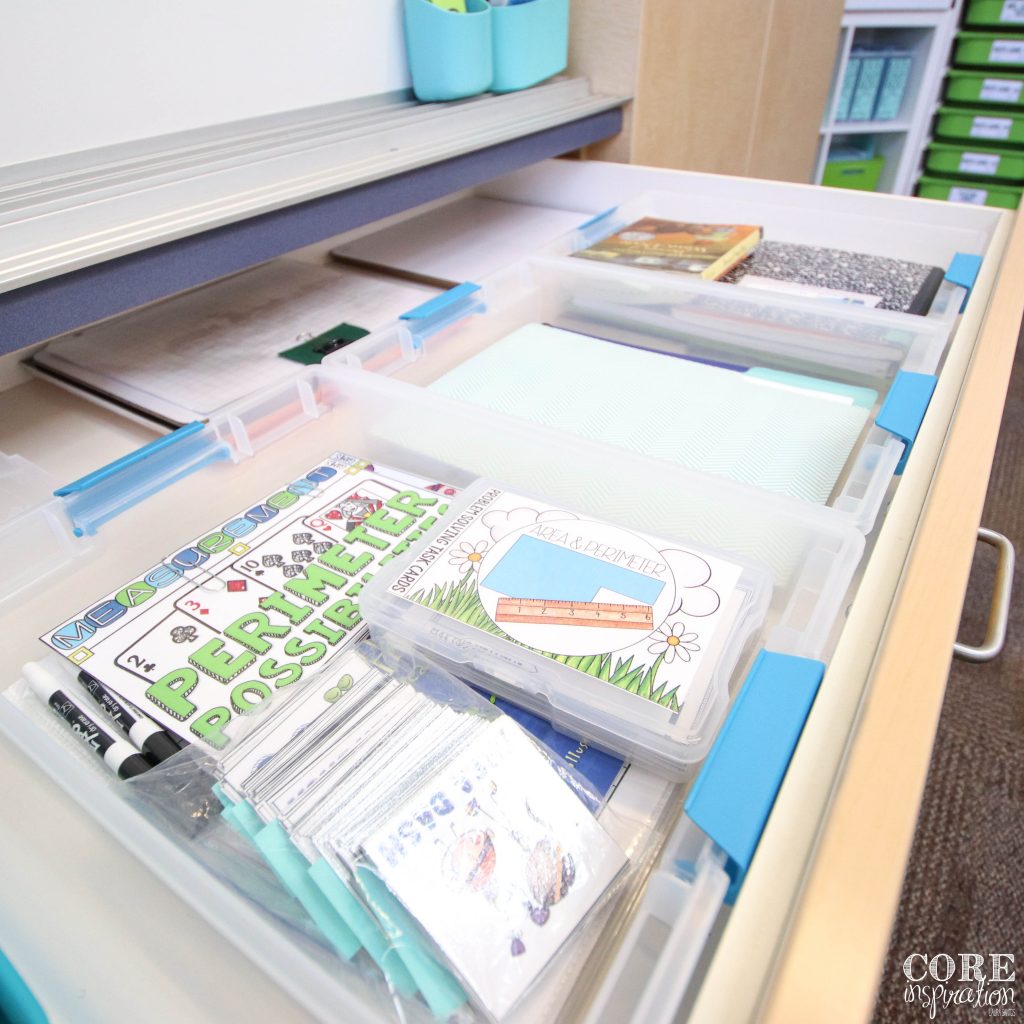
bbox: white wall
[0,0,412,166]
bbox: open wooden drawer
[0,157,1020,1024]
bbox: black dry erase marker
[76,669,181,764]
[23,663,151,780]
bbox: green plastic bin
[822,154,885,191]
[917,174,1023,209]
[954,31,1024,68]
[964,0,1024,28]
[924,141,1024,181]
[934,104,1024,143]
[946,69,1024,106]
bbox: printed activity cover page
[40,453,454,751]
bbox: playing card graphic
[303,479,401,541]
[174,577,276,632]
[116,610,221,683]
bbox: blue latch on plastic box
[945,252,983,313]
[684,650,825,902]
[577,206,618,232]
[400,282,485,347]
[55,421,231,537]
[875,370,938,475]
[575,206,620,247]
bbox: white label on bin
[1001,1,1024,23]
[970,115,1013,139]
[949,186,989,204]
[980,77,1023,101]
[958,149,999,174]
[959,151,1001,174]
[990,39,1024,63]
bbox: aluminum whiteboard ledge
[0,79,625,295]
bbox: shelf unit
[815,2,962,194]
[917,4,1024,209]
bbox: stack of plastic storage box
[0,174,990,1024]
[919,0,1024,209]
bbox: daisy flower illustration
[449,540,489,573]
[648,622,700,664]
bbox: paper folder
[428,324,875,505]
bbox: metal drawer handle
[953,528,1015,663]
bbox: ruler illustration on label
[495,598,656,630]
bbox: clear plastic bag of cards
[1,639,679,1024]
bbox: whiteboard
[0,0,411,166]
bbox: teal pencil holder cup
[404,0,494,102]
[491,0,569,93]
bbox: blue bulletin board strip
[0,108,624,357]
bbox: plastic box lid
[361,479,773,776]
[356,450,860,779]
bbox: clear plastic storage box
[534,187,989,288]
[328,255,956,532]
[2,162,1004,1024]
[195,364,860,777]
[360,479,776,776]
[0,356,864,1020]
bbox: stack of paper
[28,260,434,426]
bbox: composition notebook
[427,324,876,505]
[719,240,946,315]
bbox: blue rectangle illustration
[480,535,666,605]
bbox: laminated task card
[427,324,875,505]
[361,717,628,1020]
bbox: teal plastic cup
[404,0,494,102]
[491,0,569,93]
